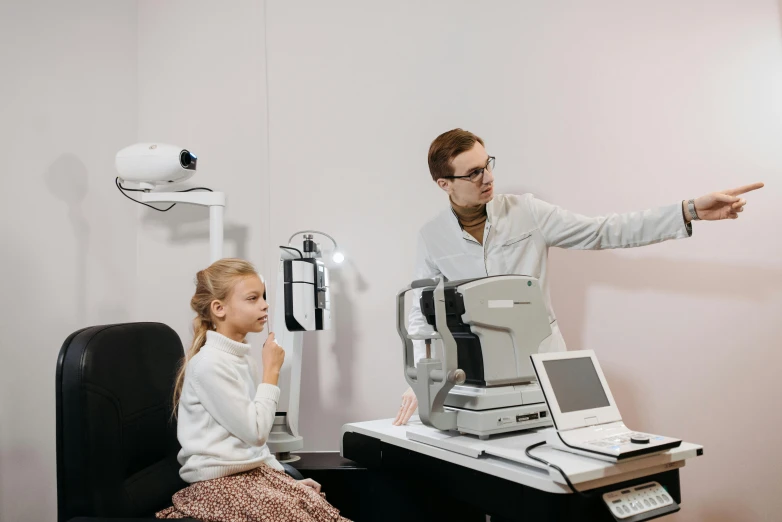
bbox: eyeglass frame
[440,156,495,184]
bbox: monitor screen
[542,357,610,413]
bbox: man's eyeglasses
[442,156,495,184]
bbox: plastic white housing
[115,143,196,187]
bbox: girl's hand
[261,333,285,385]
[298,478,321,494]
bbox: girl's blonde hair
[172,258,259,416]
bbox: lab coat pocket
[431,252,469,280]
[500,232,540,276]
[502,233,533,247]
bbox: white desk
[342,417,703,494]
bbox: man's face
[437,142,495,207]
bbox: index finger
[723,182,764,196]
[393,405,405,425]
[401,401,417,425]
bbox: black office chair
[55,322,302,522]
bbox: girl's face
[212,275,269,339]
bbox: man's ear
[436,179,451,193]
[211,299,226,320]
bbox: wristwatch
[687,199,700,221]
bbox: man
[394,128,763,426]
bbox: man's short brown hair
[428,128,485,181]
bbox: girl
[157,258,350,522]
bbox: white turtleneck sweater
[177,330,284,483]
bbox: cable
[525,441,592,498]
[116,181,146,192]
[116,177,174,211]
[279,246,304,259]
[177,186,214,193]
[115,177,213,212]
[287,230,338,251]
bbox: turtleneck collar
[205,330,250,357]
[450,196,488,229]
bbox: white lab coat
[408,193,692,361]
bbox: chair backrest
[56,322,188,521]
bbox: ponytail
[171,258,258,418]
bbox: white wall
[264,2,782,521]
[0,2,139,522]
[135,0,269,352]
[3,2,782,521]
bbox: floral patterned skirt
[156,465,351,522]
